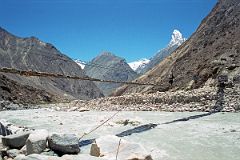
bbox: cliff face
[113,0,240,95]
[0,27,104,100]
[84,52,138,96]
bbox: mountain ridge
[137,29,186,74]
[0,27,104,100]
[84,52,138,96]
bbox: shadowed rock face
[0,28,104,100]
[0,122,12,136]
[113,0,240,95]
[84,52,138,96]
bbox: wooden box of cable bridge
[217,75,228,83]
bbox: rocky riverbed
[1,109,240,160]
[41,85,240,112]
[1,85,239,113]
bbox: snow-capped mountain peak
[168,29,186,47]
[74,59,86,69]
[128,58,150,72]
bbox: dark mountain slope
[0,74,61,104]
[113,0,240,95]
[0,27,103,100]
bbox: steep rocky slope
[138,30,186,74]
[84,52,138,96]
[0,27,103,100]
[113,0,240,95]
[0,74,61,104]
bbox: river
[0,109,239,160]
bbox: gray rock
[2,132,30,149]
[6,149,21,158]
[26,130,48,155]
[48,134,80,154]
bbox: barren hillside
[113,0,240,95]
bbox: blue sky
[0,0,217,62]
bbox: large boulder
[2,132,30,149]
[26,129,48,155]
[48,134,80,154]
[92,135,152,160]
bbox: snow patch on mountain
[75,59,86,69]
[128,58,150,72]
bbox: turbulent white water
[0,109,240,160]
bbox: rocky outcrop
[113,0,240,95]
[0,27,103,101]
[84,52,138,96]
